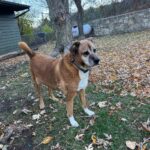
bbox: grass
[0,62,149,150]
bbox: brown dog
[19,39,99,127]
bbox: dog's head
[70,38,100,68]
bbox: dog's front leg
[79,89,95,116]
[66,92,79,127]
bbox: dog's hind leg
[35,82,45,109]
[48,87,59,102]
[30,69,45,109]
[79,89,95,116]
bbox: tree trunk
[46,0,72,57]
[74,0,84,36]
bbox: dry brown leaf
[91,135,97,144]
[33,136,53,149]
[141,144,147,150]
[41,136,53,144]
[126,141,137,150]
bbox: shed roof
[0,1,30,13]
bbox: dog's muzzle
[94,57,100,65]
[89,54,100,66]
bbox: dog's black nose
[94,58,100,65]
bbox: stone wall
[89,8,150,36]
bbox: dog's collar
[71,59,90,73]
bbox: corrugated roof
[0,1,30,12]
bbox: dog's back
[19,42,59,87]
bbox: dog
[19,39,100,127]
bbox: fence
[21,32,55,48]
[89,8,150,36]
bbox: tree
[46,0,72,57]
[17,15,33,35]
[74,0,84,36]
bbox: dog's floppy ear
[70,41,80,55]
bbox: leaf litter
[90,32,150,98]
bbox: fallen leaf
[51,143,62,150]
[121,118,127,122]
[41,136,53,144]
[27,93,32,97]
[103,133,112,140]
[130,92,136,97]
[14,120,22,124]
[115,102,122,109]
[137,137,150,150]
[40,110,46,115]
[120,90,128,96]
[80,125,90,133]
[32,114,41,120]
[26,124,33,128]
[89,116,96,126]
[22,108,32,114]
[91,135,97,144]
[32,132,36,136]
[85,143,94,150]
[89,102,96,107]
[126,141,137,150]
[0,86,6,90]
[98,101,107,108]
[141,144,147,150]
[33,136,53,149]
[31,96,35,99]
[141,119,150,132]
[13,110,18,115]
[20,72,28,78]
[96,138,112,148]
[75,134,84,141]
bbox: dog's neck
[67,53,90,73]
[71,59,89,73]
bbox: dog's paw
[84,108,95,116]
[69,116,79,127]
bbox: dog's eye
[83,51,89,56]
[93,49,96,53]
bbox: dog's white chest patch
[77,71,89,91]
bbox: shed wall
[0,13,21,55]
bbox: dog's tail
[18,42,35,58]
